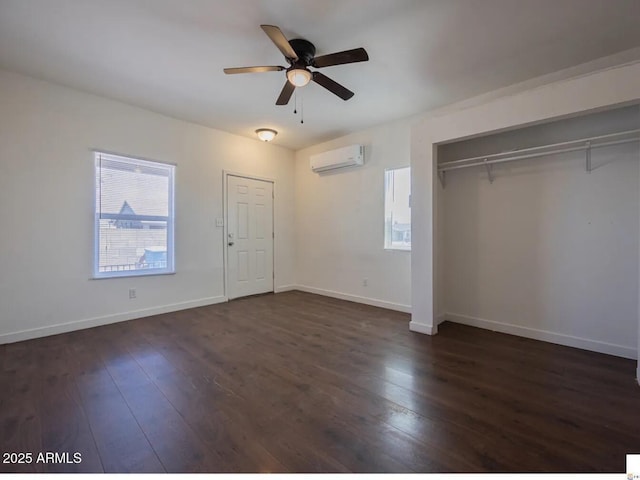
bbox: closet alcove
[435,105,640,358]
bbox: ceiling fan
[224,25,369,105]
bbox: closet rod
[438,128,640,172]
[439,137,640,172]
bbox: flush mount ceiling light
[256,128,277,142]
[286,68,312,87]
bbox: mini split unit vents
[310,144,364,172]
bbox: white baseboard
[274,284,297,293]
[294,285,411,314]
[445,312,637,360]
[409,321,437,335]
[0,295,228,345]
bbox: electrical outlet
[362,278,368,287]
[129,288,136,299]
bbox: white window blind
[384,166,411,251]
[94,152,175,278]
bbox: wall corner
[409,321,438,335]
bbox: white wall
[410,61,640,369]
[439,107,639,358]
[294,119,412,312]
[0,69,296,343]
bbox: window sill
[90,270,176,280]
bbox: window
[384,166,411,250]
[94,152,175,278]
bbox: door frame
[223,170,276,300]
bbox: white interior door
[226,175,274,299]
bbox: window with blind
[94,152,175,278]
[384,166,411,251]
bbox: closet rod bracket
[585,141,592,173]
[438,170,446,188]
[484,158,494,184]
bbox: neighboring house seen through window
[384,166,411,251]
[94,152,175,278]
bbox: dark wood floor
[1,291,638,473]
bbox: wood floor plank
[36,342,103,473]
[151,371,290,473]
[94,336,228,473]
[133,326,348,472]
[224,322,533,471]
[235,294,633,460]
[0,344,43,473]
[0,291,638,472]
[73,370,165,472]
[69,332,165,473]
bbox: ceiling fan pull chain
[294,90,297,114]
[300,93,304,124]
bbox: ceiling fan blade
[312,72,354,101]
[276,81,295,105]
[312,48,369,68]
[223,66,285,74]
[261,25,298,61]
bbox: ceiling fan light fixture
[286,68,312,87]
[255,128,278,142]
[223,25,368,106]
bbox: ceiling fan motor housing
[288,39,316,65]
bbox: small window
[384,166,411,251]
[94,152,175,278]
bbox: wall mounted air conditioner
[310,144,364,173]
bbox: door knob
[228,241,234,246]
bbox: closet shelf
[437,129,640,187]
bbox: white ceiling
[1,0,639,150]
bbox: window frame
[93,151,175,279]
[384,166,412,252]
